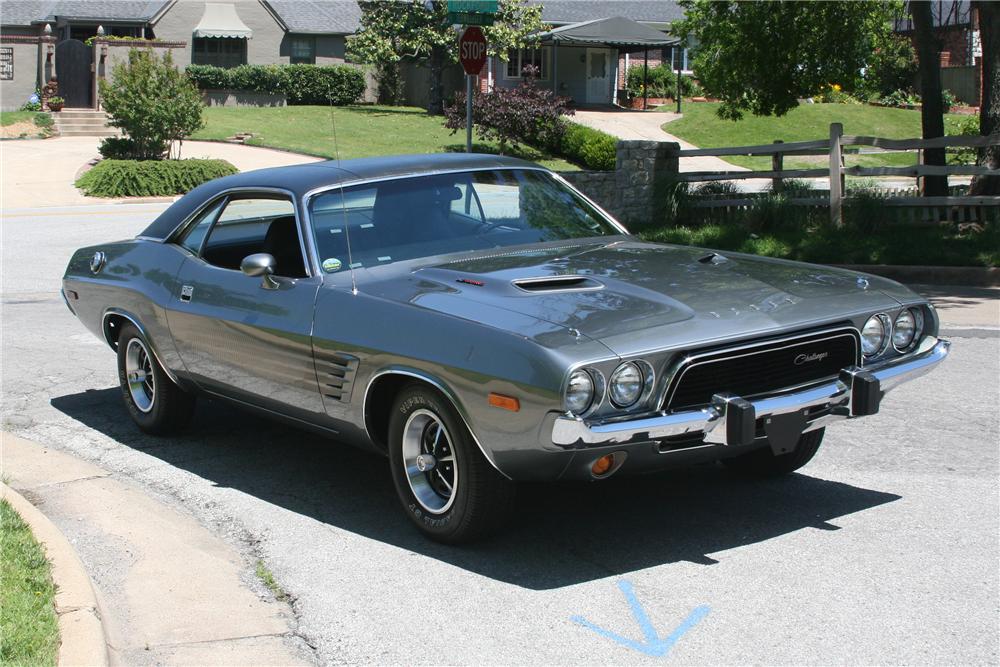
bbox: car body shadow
[51,388,901,590]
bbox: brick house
[895,0,983,106]
[0,0,362,110]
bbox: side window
[177,199,225,255]
[200,196,306,278]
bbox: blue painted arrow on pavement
[570,580,710,658]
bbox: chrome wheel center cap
[415,454,437,472]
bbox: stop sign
[459,26,487,75]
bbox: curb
[835,264,1000,287]
[1,483,110,667]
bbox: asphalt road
[2,204,998,665]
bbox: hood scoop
[698,252,729,265]
[512,275,604,293]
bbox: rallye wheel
[116,323,195,434]
[388,384,516,544]
[722,428,825,477]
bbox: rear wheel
[388,384,516,543]
[722,428,825,477]
[116,323,195,434]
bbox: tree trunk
[911,1,949,196]
[427,44,445,115]
[970,1,1000,195]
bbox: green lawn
[0,499,59,667]
[190,105,579,171]
[662,102,970,170]
[0,111,37,126]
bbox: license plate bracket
[764,410,809,455]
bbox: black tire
[116,323,195,434]
[722,428,825,477]
[388,383,516,544]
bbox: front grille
[664,328,859,411]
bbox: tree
[349,0,545,114]
[677,0,898,120]
[910,1,948,196]
[99,49,203,159]
[970,1,999,195]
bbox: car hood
[376,239,909,357]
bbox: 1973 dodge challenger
[63,154,949,542]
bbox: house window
[505,48,548,79]
[668,46,691,72]
[192,37,247,68]
[291,36,315,64]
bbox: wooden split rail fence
[668,123,1000,225]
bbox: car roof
[139,153,542,240]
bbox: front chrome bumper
[551,336,950,448]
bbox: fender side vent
[512,275,603,293]
[317,351,359,403]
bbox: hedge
[76,159,238,197]
[186,64,365,105]
[558,122,618,171]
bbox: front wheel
[722,428,825,477]
[388,384,516,544]
[116,323,195,434]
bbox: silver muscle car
[63,154,950,543]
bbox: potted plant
[47,96,65,112]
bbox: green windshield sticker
[322,257,342,273]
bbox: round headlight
[565,369,595,414]
[893,308,922,350]
[609,362,643,407]
[861,315,887,357]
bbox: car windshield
[308,168,622,272]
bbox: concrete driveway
[0,137,321,210]
[572,108,747,175]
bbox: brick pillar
[614,140,680,228]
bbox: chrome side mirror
[240,253,279,289]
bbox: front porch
[486,16,677,108]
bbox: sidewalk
[1,433,312,666]
[0,136,322,209]
[912,284,1000,333]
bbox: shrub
[948,114,980,165]
[625,64,701,99]
[19,91,42,111]
[100,48,204,159]
[282,64,366,104]
[185,64,365,105]
[444,68,572,154]
[559,123,617,171]
[98,136,140,159]
[862,33,918,99]
[941,88,959,112]
[880,88,921,108]
[185,64,230,89]
[32,112,53,130]
[76,159,237,197]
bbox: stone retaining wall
[558,140,680,228]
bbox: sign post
[459,26,487,153]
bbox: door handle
[180,285,194,302]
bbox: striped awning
[193,3,253,39]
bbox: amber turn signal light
[488,393,520,412]
[591,453,615,476]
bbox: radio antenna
[329,97,357,295]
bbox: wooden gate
[55,40,93,108]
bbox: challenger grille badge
[794,351,829,365]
